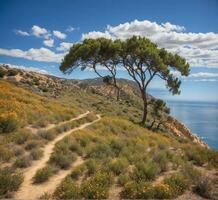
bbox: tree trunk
[149,120,156,129]
[116,87,120,101]
[141,90,147,124]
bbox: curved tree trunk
[116,87,120,101]
[141,90,148,124]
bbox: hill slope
[0,65,217,199]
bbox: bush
[30,148,43,160]
[70,142,83,156]
[131,161,159,182]
[38,130,55,141]
[33,166,53,183]
[39,192,53,200]
[13,155,32,168]
[151,184,173,199]
[25,140,40,150]
[14,129,30,144]
[53,177,80,199]
[181,164,201,184]
[164,173,190,196]
[0,168,23,197]
[108,158,129,175]
[0,112,19,133]
[0,146,13,162]
[81,172,113,199]
[153,151,170,172]
[86,143,114,159]
[71,164,86,180]
[121,181,153,199]
[194,177,212,198]
[49,153,76,169]
[85,159,98,175]
[118,173,131,186]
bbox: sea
[166,100,218,150]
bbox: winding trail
[15,112,101,200]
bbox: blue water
[166,101,218,150]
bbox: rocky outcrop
[166,116,209,148]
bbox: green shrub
[30,148,43,160]
[194,177,212,199]
[13,155,32,168]
[0,146,13,162]
[13,146,25,157]
[71,164,86,180]
[118,173,131,186]
[14,129,30,144]
[70,142,83,156]
[54,177,80,199]
[86,143,114,159]
[131,161,159,182]
[25,140,40,150]
[49,153,76,169]
[153,151,169,172]
[108,158,129,175]
[38,130,55,141]
[0,168,23,197]
[164,173,190,196]
[33,166,53,183]
[85,159,98,175]
[181,164,201,184]
[81,172,113,199]
[0,113,19,133]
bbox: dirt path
[15,113,101,200]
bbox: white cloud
[2,63,50,74]
[32,25,48,38]
[53,30,67,39]
[66,26,76,32]
[82,31,112,40]
[56,42,74,51]
[82,19,218,68]
[43,39,54,47]
[0,47,65,63]
[15,30,30,36]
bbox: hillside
[0,65,217,199]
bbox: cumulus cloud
[43,39,54,47]
[53,30,67,39]
[15,30,30,36]
[82,31,112,40]
[56,42,74,51]
[32,25,49,38]
[0,47,65,63]
[82,19,218,68]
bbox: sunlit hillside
[0,66,217,199]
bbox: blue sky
[0,0,218,102]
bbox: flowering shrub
[53,177,80,199]
[121,181,173,199]
[81,172,113,199]
[164,173,190,196]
